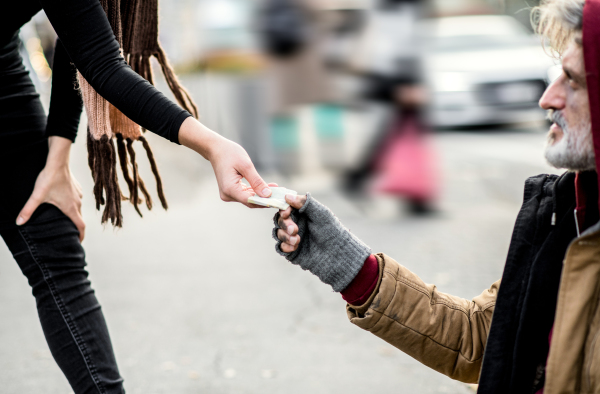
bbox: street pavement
[0,116,562,394]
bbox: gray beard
[544,113,596,172]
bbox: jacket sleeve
[347,253,499,384]
[40,0,191,144]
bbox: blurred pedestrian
[370,73,439,213]
[272,0,600,392]
[341,0,438,213]
[1,1,272,393]
[343,62,439,212]
[258,0,333,173]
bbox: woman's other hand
[276,194,307,253]
[17,136,85,241]
[179,117,272,207]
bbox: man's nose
[539,76,566,110]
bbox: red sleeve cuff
[341,254,379,305]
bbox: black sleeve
[46,39,82,142]
[39,0,192,144]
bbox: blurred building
[21,0,555,179]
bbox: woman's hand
[179,117,273,207]
[16,136,85,242]
[208,136,275,207]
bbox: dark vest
[477,172,580,393]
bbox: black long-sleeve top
[1,1,192,148]
[46,39,83,142]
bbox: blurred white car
[420,15,557,128]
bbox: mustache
[548,110,568,132]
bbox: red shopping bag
[372,117,439,202]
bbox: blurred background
[2,0,563,393]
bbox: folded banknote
[248,187,297,209]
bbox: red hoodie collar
[583,0,600,213]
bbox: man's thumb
[285,194,307,210]
[16,196,42,226]
[244,165,271,198]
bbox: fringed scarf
[78,0,199,227]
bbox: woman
[1,1,271,393]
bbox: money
[248,187,297,209]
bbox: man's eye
[569,79,578,88]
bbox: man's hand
[271,193,371,292]
[276,194,307,253]
[16,137,85,242]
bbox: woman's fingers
[224,181,255,206]
[244,182,278,195]
[16,195,42,226]
[220,176,275,208]
[242,182,281,208]
[277,229,300,252]
[60,198,86,242]
[238,159,271,198]
[65,206,86,242]
[17,190,85,242]
[285,194,307,210]
[17,162,86,242]
[208,137,273,206]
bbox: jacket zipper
[574,209,581,238]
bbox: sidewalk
[0,120,557,393]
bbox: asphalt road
[0,116,563,394]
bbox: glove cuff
[273,193,371,292]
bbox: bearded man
[271,0,600,392]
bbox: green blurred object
[271,116,300,149]
[314,104,344,140]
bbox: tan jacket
[348,240,600,393]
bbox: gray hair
[531,0,584,55]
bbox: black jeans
[0,138,125,393]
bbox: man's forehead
[562,43,585,76]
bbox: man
[272,0,600,392]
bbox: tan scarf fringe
[80,0,197,227]
[126,48,199,121]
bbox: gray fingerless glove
[273,193,371,292]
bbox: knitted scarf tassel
[80,78,165,227]
[79,0,198,227]
[125,47,198,125]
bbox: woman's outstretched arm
[41,0,186,142]
[36,0,271,206]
